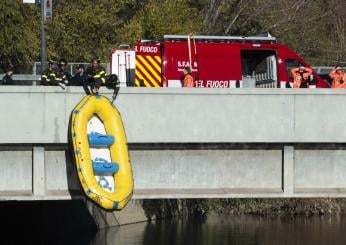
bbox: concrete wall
[2,86,346,144]
[131,149,283,196]
[0,151,32,195]
[2,145,346,199]
[1,87,346,199]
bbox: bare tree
[199,0,345,65]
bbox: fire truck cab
[110,34,329,88]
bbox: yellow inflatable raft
[70,95,133,210]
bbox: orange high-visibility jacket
[329,69,346,89]
[291,67,313,88]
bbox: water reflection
[0,200,97,245]
[91,215,346,245]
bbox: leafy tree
[0,0,344,67]
[0,1,39,65]
[116,0,205,46]
[46,0,142,62]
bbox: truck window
[285,59,302,79]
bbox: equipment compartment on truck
[241,49,277,88]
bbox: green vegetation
[141,199,346,220]
[192,198,346,216]
[0,0,345,65]
[0,1,39,64]
[116,0,204,45]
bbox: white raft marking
[87,116,115,193]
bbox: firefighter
[41,59,57,85]
[290,65,313,88]
[1,66,14,85]
[329,65,346,89]
[86,57,107,94]
[69,64,87,86]
[69,64,92,95]
[182,66,194,87]
[55,58,71,89]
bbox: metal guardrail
[11,75,41,85]
[1,62,110,85]
[0,62,110,75]
[0,65,336,86]
[312,67,333,74]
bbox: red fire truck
[110,34,329,88]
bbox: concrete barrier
[0,87,346,200]
[1,86,346,143]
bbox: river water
[90,214,346,245]
[3,200,346,244]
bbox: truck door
[283,58,319,88]
[277,46,329,88]
[284,59,302,88]
[240,49,278,88]
[110,48,136,87]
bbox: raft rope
[111,86,120,104]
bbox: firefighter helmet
[58,58,67,67]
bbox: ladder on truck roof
[163,34,277,43]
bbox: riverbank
[141,198,346,220]
[194,198,346,216]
